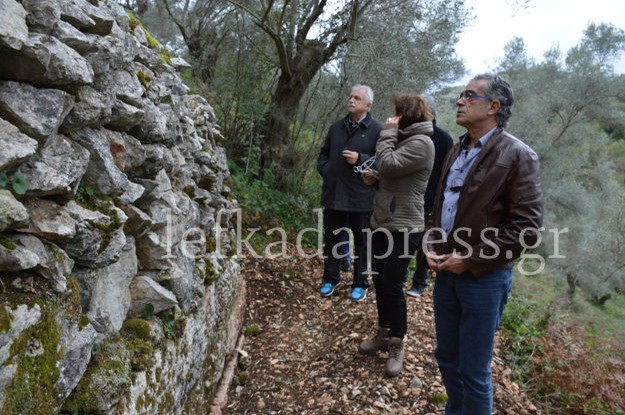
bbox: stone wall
[0,0,243,413]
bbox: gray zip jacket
[371,121,434,231]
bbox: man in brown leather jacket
[425,74,543,415]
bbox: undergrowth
[229,161,321,252]
[501,274,625,414]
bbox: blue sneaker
[320,282,339,297]
[351,287,367,302]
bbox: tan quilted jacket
[370,121,434,232]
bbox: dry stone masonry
[0,0,243,413]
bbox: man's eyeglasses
[457,91,492,102]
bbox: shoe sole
[406,291,421,298]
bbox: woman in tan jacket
[358,93,434,377]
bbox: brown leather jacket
[426,128,544,277]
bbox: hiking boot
[385,337,404,377]
[406,285,425,298]
[351,287,367,302]
[358,327,390,355]
[320,281,340,297]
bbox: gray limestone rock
[0,235,40,272]
[105,99,144,132]
[0,118,38,171]
[19,134,90,198]
[61,86,113,132]
[0,33,94,87]
[0,0,28,50]
[69,127,129,196]
[61,201,128,268]
[74,238,137,335]
[19,198,78,241]
[9,234,74,293]
[20,0,61,34]
[94,70,144,108]
[60,0,115,36]
[0,190,29,232]
[127,275,179,318]
[0,81,74,142]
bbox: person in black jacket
[406,95,453,297]
[317,84,383,302]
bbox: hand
[362,174,378,187]
[427,252,469,275]
[385,116,400,129]
[425,251,447,271]
[342,149,359,165]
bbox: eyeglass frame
[457,90,493,102]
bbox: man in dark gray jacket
[317,84,383,302]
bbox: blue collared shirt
[441,128,497,235]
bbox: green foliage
[0,171,28,195]
[430,392,448,405]
[501,274,625,414]
[499,295,550,383]
[229,159,321,250]
[143,303,154,319]
[157,310,175,339]
[243,323,261,337]
[479,22,625,308]
[75,185,95,206]
[0,236,17,251]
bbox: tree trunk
[186,35,217,85]
[259,41,327,189]
[566,273,577,299]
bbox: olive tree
[500,24,625,305]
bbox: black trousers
[322,208,371,288]
[371,230,421,339]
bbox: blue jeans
[433,267,513,415]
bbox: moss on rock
[1,302,63,415]
[0,304,10,333]
[121,318,152,339]
[62,338,132,414]
[0,235,17,251]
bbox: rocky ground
[224,253,540,414]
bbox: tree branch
[227,0,292,79]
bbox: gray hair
[423,94,437,118]
[351,84,374,105]
[471,74,515,128]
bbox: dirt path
[224,253,540,414]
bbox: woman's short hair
[393,93,433,130]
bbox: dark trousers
[410,245,429,289]
[322,209,371,288]
[371,229,421,339]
